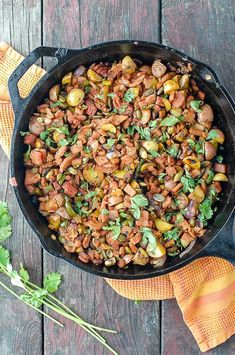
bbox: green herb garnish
[84,191,97,200]
[106,138,115,148]
[216,155,223,163]
[160,115,183,127]
[0,201,12,243]
[163,227,180,241]
[141,227,158,252]
[180,176,196,193]
[123,89,135,103]
[167,145,178,157]
[135,126,151,140]
[131,194,149,219]
[190,100,202,113]
[149,120,158,128]
[101,209,109,215]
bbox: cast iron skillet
[8,41,235,279]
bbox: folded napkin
[0,42,234,352]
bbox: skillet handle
[8,46,72,118]
[197,214,235,265]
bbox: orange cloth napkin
[0,42,235,352]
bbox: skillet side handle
[8,46,71,119]
[197,214,235,266]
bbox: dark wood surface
[0,1,234,354]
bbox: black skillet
[8,41,235,280]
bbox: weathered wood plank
[0,148,43,355]
[161,0,235,353]
[162,0,235,97]
[43,1,161,354]
[0,1,43,354]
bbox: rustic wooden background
[0,0,235,354]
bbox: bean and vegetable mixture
[22,56,227,268]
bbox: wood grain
[42,1,161,354]
[162,0,235,97]
[0,147,43,355]
[161,0,235,353]
[0,0,43,354]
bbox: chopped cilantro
[181,176,196,193]
[167,145,178,157]
[190,100,202,113]
[101,209,109,215]
[160,115,183,127]
[106,138,115,148]
[131,194,149,219]
[149,120,158,128]
[163,227,180,241]
[123,89,135,103]
[84,191,97,200]
[108,92,116,99]
[135,127,151,140]
[216,155,223,163]
[206,171,215,184]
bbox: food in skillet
[22,56,228,267]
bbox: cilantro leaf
[206,129,219,141]
[127,125,136,135]
[106,138,115,148]
[102,218,121,240]
[199,198,214,221]
[19,263,30,283]
[160,115,180,127]
[0,246,10,267]
[0,201,12,243]
[59,138,69,146]
[101,209,109,215]
[216,155,223,163]
[20,131,30,136]
[149,120,157,128]
[190,100,202,113]
[141,227,159,255]
[108,92,116,99]
[167,145,178,157]
[124,89,135,103]
[149,149,159,157]
[206,171,214,184]
[84,191,97,200]
[43,272,62,293]
[131,194,149,219]
[40,130,50,140]
[180,176,196,193]
[163,227,180,241]
[135,127,151,140]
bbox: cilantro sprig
[0,201,12,243]
[0,202,118,355]
[131,194,149,219]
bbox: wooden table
[0,1,234,354]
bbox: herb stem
[0,280,63,327]
[26,280,116,333]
